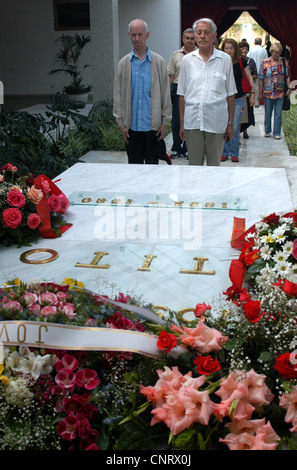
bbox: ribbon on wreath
[34,174,72,238]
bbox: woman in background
[239,40,257,139]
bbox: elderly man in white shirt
[177,18,237,166]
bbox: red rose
[3,208,22,229]
[157,330,177,353]
[194,302,211,318]
[242,299,262,323]
[263,213,280,226]
[194,355,221,376]
[281,279,297,298]
[27,213,41,230]
[47,194,62,212]
[274,352,297,380]
[7,189,26,208]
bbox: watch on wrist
[228,121,234,125]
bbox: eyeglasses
[184,36,195,40]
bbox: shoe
[170,152,179,159]
[221,155,228,162]
[159,153,172,165]
[243,131,249,139]
[265,134,270,137]
[183,152,189,160]
[274,135,281,140]
[231,156,239,162]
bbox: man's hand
[156,124,167,141]
[120,126,129,145]
[225,124,234,142]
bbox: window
[53,0,90,31]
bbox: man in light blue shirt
[113,19,171,164]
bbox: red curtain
[181,0,233,36]
[256,0,297,81]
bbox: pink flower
[22,292,38,306]
[27,185,43,204]
[194,302,211,318]
[58,193,70,214]
[3,208,22,229]
[7,189,26,208]
[214,369,274,422]
[62,302,77,319]
[279,387,297,432]
[220,419,280,450]
[57,412,78,440]
[28,303,41,315]
[292,239,297,260]
[39,291,58,305]
[75,369,100,390]
[3,300,22,312]
[40,305,57,316]
[56,354,79,372]
[47,194,61,212]
[27,213,41,229]
[140,366,216,435]
[55,369,77,389]
[170,318,228,353]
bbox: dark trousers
[171,83,187,154]
[126,130,159,164]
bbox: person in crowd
[221,39,255,163]
[249,38,268,107]
[266,40,272,57]
[113,19,171,164]
[239,40,257,139]
[167,28,197,160]
[177,18,237,166]
[259,42,291,140]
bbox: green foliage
[283,103,297,156]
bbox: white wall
[118,0,181,65]
[0,0,180,96]
[0,0,93,95]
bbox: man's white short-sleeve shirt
[177,48,237,134]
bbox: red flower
[194,355,221,376]
[194,302,211,318]
[274,353,297,380]
[242,300,262,323]
[263,213,280,226]
[157,330,177,353]
[7,189,26,208]
[3,207,22,229]
[244,248,260,266]
[27,213,41,229]
[47,194,62,212]
[282,279,297,298]
[75,369,100,390]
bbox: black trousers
[126,130,159,164]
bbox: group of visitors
[113,18,291,166]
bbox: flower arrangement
[1,212,297,451]
[0,164,71,246]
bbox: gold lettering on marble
[96,198,106,204]
[125,199,134,205]
[138,255,157,272]
[20,249,59,265]
[148,201,158,205]
[111,199,120,204]
[190,202,199,207]
[75,251,110,269]
[180,257,216,275]
[205,202,215,208]
[0,324,9,342]
[176,308,196,324]
[174,201,184,206]
[17,324,26,343]
[222,202,228,209]
[36,325,48,345]
[82,197,92,203]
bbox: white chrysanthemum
[273,259,292,277]
[260,234,275,245]
[255,221,269,232]
[283,241,293,255]
[272,226,287,243]
[273,250,290,263]
[260,245,272,260]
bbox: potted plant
[49,33,92,107]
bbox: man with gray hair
[113,19,171,164]
[249,38,268,106]
[177,18,237,166]
[167,28,197,160]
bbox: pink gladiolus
[279,387,297,432]
[170,318,228,353]
[220,419,280,450]
[75,369,100,390]
[214,369,274,422]
[140,366,216,435]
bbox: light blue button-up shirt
[130,48,152,132]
